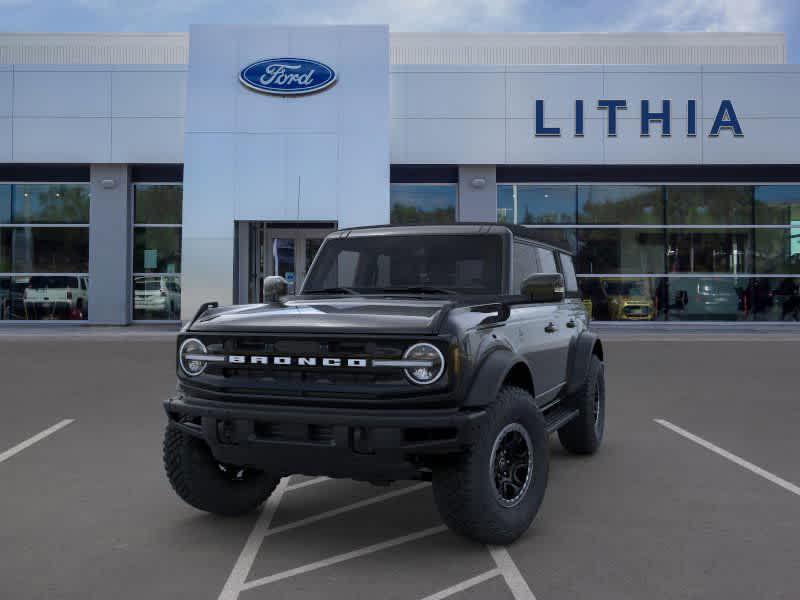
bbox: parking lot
[1,329,799,600]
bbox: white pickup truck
[23,275,88,320]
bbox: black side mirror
[521,273,565,303]
[262,275,289,303]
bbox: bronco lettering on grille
[227,355,368,368]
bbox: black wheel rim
[593,374,604,437]
[489,423,533,508]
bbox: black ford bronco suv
[163,224,605,544]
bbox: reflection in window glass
[748,277,800,321]
[755,185,800,225]
[579,277,667,321]
[134,185,183,225]
[498,185,576,224]
[578,185,662,225]
[667,277,748,321]
[0,275,89,321]
[666,229,753,274]
[6,184,90,224]
[666,186,752,225]
[755,229,800,274]
[577,229,664,274]
[133,227,181,273]
[1,228,89,273]
[0,185,10,223]
[133,275,181,320]
[517,227,577,253]
[512,243,539,293]
[390,184,456,225]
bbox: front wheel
[432,386,549,545]
[163,424,280,515]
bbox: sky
[0,0,797,62]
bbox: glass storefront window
[666,186,752,225]
[2,184,90,225]
[577,229,665,274]
[666,229,753,274]
[667,277,749,321]
[747,277,800,321]
[1,228,90,273]
[133,185,182,225]
[132,183,182,320]
[579,277,668,321]
[390,184,456,225]
[755,185,800,225]
[498,185,575,224]
[133,275,181,320]
[517,227,578,253]
[578,185,662,225]
[133,228,181,273]
[755,228,800,274]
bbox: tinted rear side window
[559,253,579,292]
[536,248,558,273]
[513,242,539,293]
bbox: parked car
[163,224,605,545]
[671,278,741,320]
[599,278,655,321]
[23,275,88,320]
[134,275,180,319]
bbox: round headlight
[179,338,208,377]
[403,343,445,385]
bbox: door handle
[544,322,558,333]
[566,319,576,328]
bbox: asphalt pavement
[1,331,798,599]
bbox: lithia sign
[535,99,743,138]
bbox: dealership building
[0,27,798,324]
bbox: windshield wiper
[304,287,359,295]
[372,286,457,295]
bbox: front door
[248,224,335,302]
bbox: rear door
[506,242,567,404]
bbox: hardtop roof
[330,223,574,255]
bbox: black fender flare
[462,347,533,408]
[566,330,603,396]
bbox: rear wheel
[432,385,549,545]
[163,424,280,515]
[558,354,605,454]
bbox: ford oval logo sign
[239,58,337,96]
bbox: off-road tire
[558,355,605,455]
[432,385,549,545]
[163,424,280,515]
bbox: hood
[188,296,453,335]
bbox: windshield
[29,276,79,289]
[303,234,503,295]
[604,280,647,296]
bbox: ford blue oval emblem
[239,58,337,96]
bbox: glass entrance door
[248,224,335,302]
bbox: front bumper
[164,394,485,481]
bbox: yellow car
[600,278,655,321]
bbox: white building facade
[0,28,798,324]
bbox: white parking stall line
[487,546,538,600]
[0,419,75,464]
[655,419,800,498]
[263,482,431,538]
[218,477,289,600]
[285,476,330,491]
[240,525,449,591]
[418,569,501,600]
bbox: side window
[513,242,539,293]
[536,248,558,273]
[559,252,579,293]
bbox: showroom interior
[0,28,798,324]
